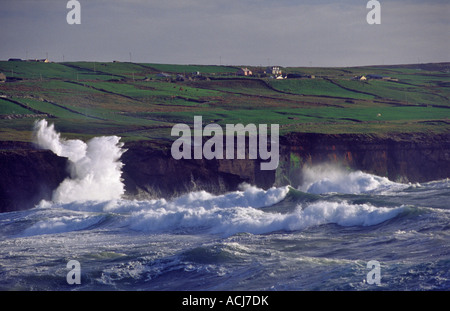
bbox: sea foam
[98,185,403,236]
[17,182,405,237]
[30,120,405,237]
[299,164,405,194]
[34,120,126,203]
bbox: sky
[0,0,449,67]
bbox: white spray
[298,163,404,194]
[33,119,126,203]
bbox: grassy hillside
[0,61,449,144]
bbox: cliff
[0,141,69,213]
[120,141,277,200]
[277,132,450,187]
[0,132,449,212]
[120,132,449,200]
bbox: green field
[0,61,449,144]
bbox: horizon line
[1,59,449,69]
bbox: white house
[266,66,282,75]
[237,68,252,76]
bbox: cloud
[0,0,448,66]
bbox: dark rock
[121,141,253,200]
[0,142,69,213]
[277,132,450,186]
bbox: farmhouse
[352,75,367,81]
[237,68,252,76]
[266,66,282,75]
[0,72,6,83]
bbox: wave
[33,120,126,203]
[17,185,407,237]
[19,213,107,237]
[25,120,417,238]
[407,178,450,190]
[125,196,406,236]
[299,164,408,195]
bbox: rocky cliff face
[1,132,448,212]
[120,141,255,200]
[277,133,450,187]
[0,141,68,213]
[121,133,449,200]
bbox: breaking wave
[299,164,407,194]
[19,185,407,238]
[27,120,409,237]
[0,120,447,291]
[34,119,126,203]
[124,195,406,236]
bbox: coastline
[1,131,448,213]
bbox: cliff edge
[0,132,448,212]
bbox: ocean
[0,120,449,291]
